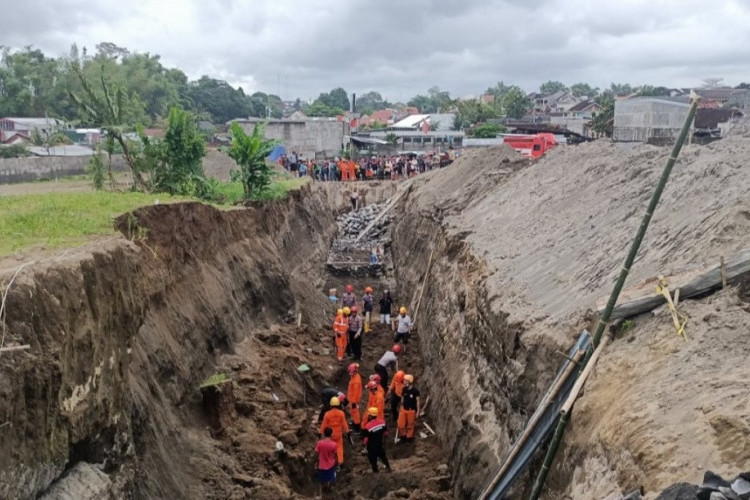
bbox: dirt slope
[561,287,750,499]
[391,135,750,497]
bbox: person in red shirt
[315,427,338,494]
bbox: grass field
[0,177,309,258]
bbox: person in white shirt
[394,307,413,344]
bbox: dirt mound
[391,135,750,497]
[561,288,750,498]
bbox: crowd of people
[279,149,457,181]
[314,284,420,494]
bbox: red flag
[421,121,430,134]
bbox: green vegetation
[0,191,186,256]
[0,144,30,159]
[0,178,308,257]
[228,122,278,198]
[199,373,230,389]
[467,123,507,138]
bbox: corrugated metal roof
[391,114,430,128]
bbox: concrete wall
[549,116,589,136]
[0,155,129,184]
[237,120,346,159]
[0,150,238,185]
[613,98,692,143]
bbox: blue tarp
[483,330,593,500]
[268,145,286,162]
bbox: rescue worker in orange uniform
[333,308,349,363]
[347,363,363,433]
[369,374,386,402]
[386,370,405,423]
[319,396,350,464]
[366,380,385,421]
[397,375,420,442]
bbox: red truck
[502,133,558,159]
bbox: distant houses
[613,89,748,145]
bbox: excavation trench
[0,170,569,500]
[0,182,465,500]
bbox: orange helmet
[394,370,405,382]
[365,286,373,293]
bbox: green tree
[609,83,633,95]
[188,76,251,123]
[455,100,498,129]
[736,82,750,89]
[502,87,532,119]
[68,61,148,189]
[591,95,614,137]
[385,133,399,145]
[570,83,599,98]
[0,144,30,158]
[328,87,350,111]
[467,123,506,138]
[306,101,344,117]
[143,106,208,197]
[637,85,671,97]
[539,80,568,94]
[228,122,277,198]
[356,91,390,114]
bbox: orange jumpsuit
[366,389,385,421]
[333,314,348,361]
[347,373,362,426]
[319,408,350,464]
[338,160,349,181]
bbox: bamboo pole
[528,95,700,500]
[479,349,584,500]
[720,256,727,288]
[412,248,435,324]
[560,336,611,415]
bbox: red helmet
[369,374,381,383]
[347,363,359,375]
[350,306,358,313]
[366,381,378,390]
[345,284,354,293]
[338,393,347,403]
[392,344,402,354]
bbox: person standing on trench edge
[348,306,363,362]
[362,286,374,325]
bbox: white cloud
[2,0,749,101]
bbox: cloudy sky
[2,0,750,101]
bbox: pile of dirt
[561,288,750,498]
[390,135,750,497]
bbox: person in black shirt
[362,407,391,472]
[397,375,420,442]
[379,290,393,325]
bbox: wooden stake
[297,313,302,327]
[560,335,611,415]
[720,256,727,288]
[423,422,437,435]
[673,288,680,306]
[413,248,436,324]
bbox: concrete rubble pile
[327,203,393,276]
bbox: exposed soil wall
[0,183,397,499]
[390,134,750,498]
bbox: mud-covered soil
[197,320,452,500]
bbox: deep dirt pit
[0,183,455,500]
